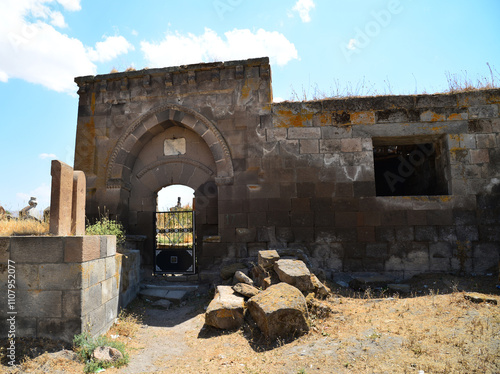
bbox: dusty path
[119,303,206,374]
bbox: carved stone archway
[106,103,234,190]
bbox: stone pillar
[72,170,86,235]
[49,160,74,236]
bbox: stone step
[139,287,191,303]
[142,283,199,293]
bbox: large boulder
[258,250,280,270]
[246,282,309,340]
[205,286,245,330]
[234,270,254,285]
[274,259,314,293]
[233,283,260,298]
[311,274,331,298]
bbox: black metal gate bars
[154,210,196,274]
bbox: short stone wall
[0,235,140,342]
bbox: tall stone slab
[49,160,74,236]
[72,170,86,235]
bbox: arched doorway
[155,185,196,274]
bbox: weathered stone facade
[74,57,500,278]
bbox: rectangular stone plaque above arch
[164,138,186,156]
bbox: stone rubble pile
[204,250,331,340]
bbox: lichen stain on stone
[350,111,375,125]
[448,113,465,121]
[91,92,96,116]
[274,107,313,128]
[241,78,261,100]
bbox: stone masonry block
[105,255,116,279]
[319,139,341,153]
[64,236,100,263]
[470,149,489,164]
[340,138,362,152]
[350,111,375,125]
[300,139,319,154]
[101,277,114,304]
[105,296,120,326]
[82,283,102,315]
[71,170,86,235]
[469,104,499,119]
[10,237,64,263]
[85,258,106,287]
[0,237,9,263]
[37,318,81,343]
[18,290,62,318]
[39,263,83,290]
[63,290,82,318]
[100,235,117,258]
[476,134,497,148]
[15,264,40,289]
[287,127,321,139]
[49,160,74,236]
[83,304,107,336]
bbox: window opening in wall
[154,185,196,274]
[373,136,449,196]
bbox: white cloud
[292,0,315,23]
[39,153,57,159]
[56,0,81,11]
[49,10,67,28]
[141,28,298,68]
[0,0,133,94]
[87,36,135,62]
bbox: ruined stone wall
[252,91,500,278]
[74,58,499,278]
[0,235,140,342]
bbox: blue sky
[1,0,499,214]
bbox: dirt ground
[1,273,500,374]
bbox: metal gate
[154,209,196,274]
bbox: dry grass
[288,63,500,101]
[2,278,499,374]
[0,219,49,236]
[157,291,500,374]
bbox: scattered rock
[251,265,269,288]
[262,269,280,290]
[276,248,312,268]
[93,346,123,362]
[349,275,393,291]
[258,250,280,270]
[311,274,331,298]
[234,270,254,285]
[205,285,245,330]
[233,283,259,298]
[220,263,247,280]
[306,294,335,318]
[246,282,309,340]
[388,284,411,295]
[274,259,314,293]
[464,292,498,305]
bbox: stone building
[74,57,500,279]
